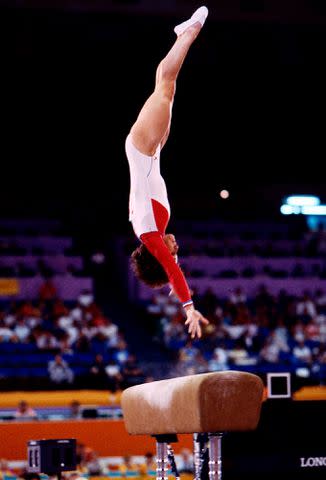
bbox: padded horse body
[122,371,263,435]
[122,371,264,480]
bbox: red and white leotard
[125,134,193,307]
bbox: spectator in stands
[119,455,140,476]
[112,338,130,365]
[85,449,102,476]
[201,287,218,317]
[177,448,194,474]
[75,443,87,471]
[73,332,91,352]
[316,343,326,364]
[0,459,15,478]
[304,317,320,342]
[89,354,108,388]
[2,301,17,328]
[315,288,326,308]
[242,319,260,353]
[78,290,95,308]
[70,302,83,323]
[255,284,274,310]
[98,316,119,347]
[296,291,317,323]
[317,311,326,345]
[176,340,207,375]
[178,340,200,364]
[163,297,180,321]
[14,400,37,419]
[0,319,15,342]
[139,452,156,476]
[223,318,246,343]
[59,318,79,346]
[53,299,70,318]
[292,320,306,343]
[57,332,74,355]
[208,345,228,371]
[146,294,165,338]
[147,294,164,317]
[69,400,82,419]
[229,286,247,305]
[36,330,59,351]
[19,301,36,318]
[13,318,30,342]
[144,451,156,471]
[232,302,252,326]
[121,354,145,388]
[273,316,290,353]
[24,302,42,329]
[292,339,313,366]
[259,333,280,364]
[38,277,57,302]
[105,360,123,392]
[48,354,74,386]
[227,340,251,366]
[163,315,187,348]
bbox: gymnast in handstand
[126,7,209,339]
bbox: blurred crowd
[0,282,146,390]
[145,284,326,383]
[0,444,195,480]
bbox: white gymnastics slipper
[174,6,208,36]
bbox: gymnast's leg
[129,7,208,156]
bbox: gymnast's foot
[174,6,208,36]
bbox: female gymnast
[126,6,209,339]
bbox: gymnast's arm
[141,232,209,338]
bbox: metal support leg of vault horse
[156,442,169,480]
[208,433,223,480]
[153,434,178,480]
[193,433,209,480]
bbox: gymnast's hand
[184,305,209,339]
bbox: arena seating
[122,220,326,386]
[0,218,130,390]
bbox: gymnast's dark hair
[130,243,169,288]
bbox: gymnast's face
[164,233,179,257]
